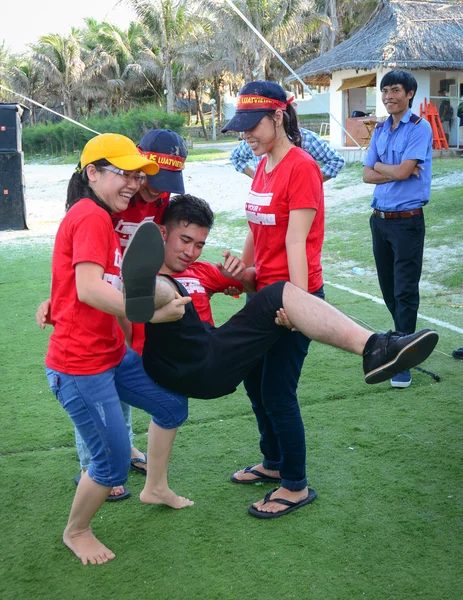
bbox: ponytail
[283,103,301,147]
[265,102,301,148]
[66,159,112,214]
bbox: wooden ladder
[420,98,449,150]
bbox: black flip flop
[231,466,281,484]
[130,452,147,476]
[74,473,132,502]
[121,221,165,323]
[248,487,317,519]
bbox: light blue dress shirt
[364,109,433,211]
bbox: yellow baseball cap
[81,133,159,175]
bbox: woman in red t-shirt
[38,130,188,500]
[222,81,325,518]
[44,133,192,565]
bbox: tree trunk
[165,60,175,114]
[320,0,339,53]
[213,76,222,125]
[329,0,339,49]
[252,50,267,80]
[196,86,208,141]
[188,89,192,126]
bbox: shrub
[22,106,185,156]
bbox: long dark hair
[266,101,301,147]
[66,159,113,214]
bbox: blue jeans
[46,348,188,487]
[75,402,134,471]
[243,286,325,492]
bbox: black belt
[373,208,423,219]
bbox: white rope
[325,280,463,334]
[0,84,101,135]
[221,0,363,150]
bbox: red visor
[237,94,287,111]
[138,150,185,171]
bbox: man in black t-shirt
[122,194,438,518]
[124,195,438,396]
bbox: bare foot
[232,463,280,482]
[140,487,194,509]
[252,487,309,515]
[63,527,115,565]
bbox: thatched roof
[288,0,463,85]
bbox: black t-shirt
[142,280,211,391]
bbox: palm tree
[0,43,15,102]
[314,0,378,52]
[9,57,46,124]
[125,0,212,113]
[212,0,318,81]
[31,33,85,119]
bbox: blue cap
[221,81,288,133]
[138,129,188,194]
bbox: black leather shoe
[363,329,438,384]
[121,221,164,323]
[452,347,463,360]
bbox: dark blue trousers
[243,286,324,492]
[370,213,425,335]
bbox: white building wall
[329,69,372,147]
[330,69,433,148]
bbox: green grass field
[0,169,462,599]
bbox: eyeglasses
[100,166,146,185]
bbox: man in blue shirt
[364,70,433,389]
[230,126,345,181]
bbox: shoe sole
[121,221,164,323]
[365,330,438,384]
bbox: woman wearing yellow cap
[44,134,192,565]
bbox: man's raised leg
[281,282,438,383]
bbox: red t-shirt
[246,146,324,293]
[171,262,244,326]
[112,192,170,250]
[112,193,170,354]
[46,199,126,375]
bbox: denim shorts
[46,348,188,487]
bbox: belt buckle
[380,211,385,219]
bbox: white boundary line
[325,281,463,334]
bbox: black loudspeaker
[0,152,27,230]
[0,104,25,152]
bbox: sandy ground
[0,160,368,242]
[1,159,463,243]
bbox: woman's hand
[275,308,297,331]
[36,299,52,329]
